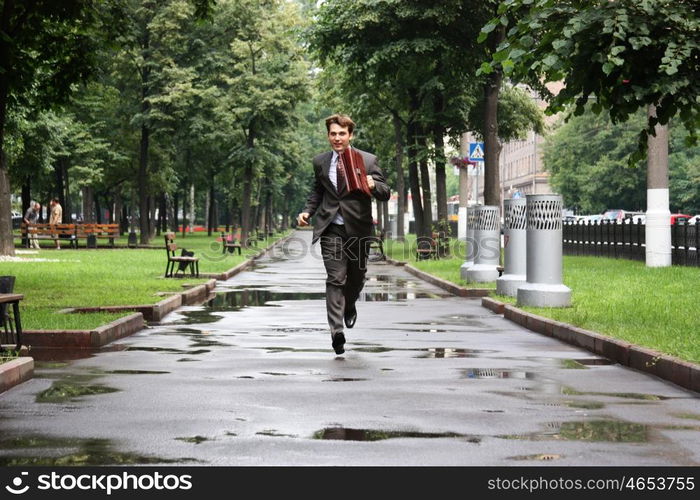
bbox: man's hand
[366,175,375,190]
[297,212,310,227]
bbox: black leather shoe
[332,332,346,355]
[344,305,357,329]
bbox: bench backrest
[21,223,76,235]
[75,223,119,237]
[164,232,179,256]
[221,229,242,242]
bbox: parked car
[602,209,625,222]
[671,213,692,225]
[689,215,700,225]
[578,214,603,223]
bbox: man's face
[327,123,353,153]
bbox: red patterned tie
[336,153,347,194]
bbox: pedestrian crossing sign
[469,142,484,162]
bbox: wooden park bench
[164,232,199,278]
[21,223,77,248]
[416,234,438,260]
[75,223,119,247]
[220,229,242,255]
[415,232,449,260]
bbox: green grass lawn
[3,230,289,330]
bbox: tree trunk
[645,103,671,267]
[241,124,256,245]
[138,124,150,244]
[82,186,96,223]
[382,200,389,237]
[433,123,448,224]
[483,24,505,208]
[172,191,179,233]
[418,129,433,237]
[0,31,14,255]
[392,111,405,241]
[406,118,424,237]
[94,192,102,223]
[208,181,215,236]
[157,193,166,236]
[21,179,30,217]
[114,192,124,234]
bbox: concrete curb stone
[0,357,34,394]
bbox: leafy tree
[220,0,310,244]
[544,109,700,214]
[0,0,101,254]
[484,0,700,161]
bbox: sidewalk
[0,230,698,466]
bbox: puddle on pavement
[416,348,486,359]
[175,310,226,324]
[461,368,538,379]
[0,436,194,466]
[103,370,170,375]
[377,327,452,333]
[672,413,700,421]
[564,401,605,410]
[561,358,614,369]
[395,322,485,329]
[263,347,331,354]
[125,347,210,355]
[562,387,670,400]
[313,427,481,442]
[206,290,327,311]
[323,377,369,382]
[30,344,128,362]
[36,380,120,403]
[175,436,209,444]
[256,430,298,438]
[657,424,700,431]
[508,453,564,461]
[498,420,648,442]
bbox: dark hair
[325,114,355,134]
[51,197,60,203]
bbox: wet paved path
[1,230,699,466]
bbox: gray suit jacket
[303,147,391,243]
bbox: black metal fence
[563,220,699,266]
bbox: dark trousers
[319,224,370,338]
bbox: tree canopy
[482,0,700,161]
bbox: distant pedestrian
[23,201,41,249]
[49,198,63,249]
[297,114,391,355]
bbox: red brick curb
[0,357,34,394]
[483,297,699,393]
[481,297,505,314]
[23,312,145,349]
